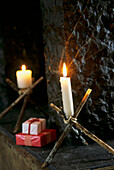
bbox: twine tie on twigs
[42,89,114,168]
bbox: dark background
[0,2,48,109]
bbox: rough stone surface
[41,0,114,144]
[0,131,49,170]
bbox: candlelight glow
[63,63,67,77]
[22,65,26,71]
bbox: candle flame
[22,65,26,71]
[63,63,67,77]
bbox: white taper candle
[60,63,74,118]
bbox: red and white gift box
[16,129,56,147]
[22,118,46,135]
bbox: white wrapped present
[22,118,46,135]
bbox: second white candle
[16,65,32,89]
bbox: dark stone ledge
[0,107,114,170]
[0,126,54,170]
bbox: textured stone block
[41,0,114,144]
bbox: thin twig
[50,103,114,155]
[42,123,73,168]
[0,77,43,119]
[50,103,88,145]
[50,103,66,119]
[13,95,29,133]
[50,104,114,155]
[42,89,91,168]
[73,120,114,155]
[74,89,92,118]
[6,78,19,92]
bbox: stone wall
[41,0,114,144]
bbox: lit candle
[16,65,32,89]
[60,63,74,118]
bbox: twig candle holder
[42,89,114,168]
[0,76,43,133]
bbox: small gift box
[16,129,56,147]
[22,118,46,135]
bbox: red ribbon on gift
[27,118,42,134]
[25,135,32,146]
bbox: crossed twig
[42,89,114,168]
[0,77,43,133]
